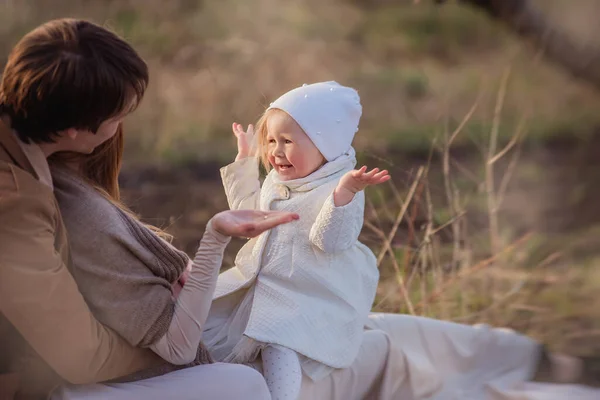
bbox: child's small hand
[334,166,390,206]
[339,166,390,194]
[232,122,255,161]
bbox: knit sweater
[210,150,379,372]
[51,165,217,380]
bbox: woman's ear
[65,128,79,140]
[55,127,80,141]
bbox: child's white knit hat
[268,81,362,162]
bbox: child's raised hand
[232,122,255,161]
[340,166,390,193]
[334,166,390,207]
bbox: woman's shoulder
[51,165,124,232]
[51,164,95,200]
[0,162,58,224]
[0,161,54,199]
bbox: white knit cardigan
[213,150,379,371]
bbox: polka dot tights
[262,345,302,400]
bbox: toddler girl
[203,81,389,399]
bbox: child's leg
[262,344,302,400]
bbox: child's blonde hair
[255,108,287,172]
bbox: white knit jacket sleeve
[219,156,261,210]
[309,190,365,253]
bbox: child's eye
[268,139,276,144]
[285,139,292,144]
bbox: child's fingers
[247,124,255,135]
[377,174,391,183]
[375,173,391,183]
[234,123,246,137]
[364,170,390,185]
[373,170,389,179]
[361,167,379,180]
[352,166,368,177]
[366,168,386,178]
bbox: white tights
[262,345,302,400]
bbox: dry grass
[2,0,600,163]
[363,78,600,356]
[3,0,600,355]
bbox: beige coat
[0,120,162,399]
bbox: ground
[4,0,600,356]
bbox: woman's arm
[0,185,161,384]
[150,210,299,364]
[150,220,228,364]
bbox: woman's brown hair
[79,124,126,201]
[0,18,148,144]
[13,19,170,239]
[57,125,173,241]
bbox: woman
[48,129,298,400]
[49,126,600,400]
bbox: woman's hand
[232,122,255,161]
[211,209,299,238]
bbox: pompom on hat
[267,81,362,162]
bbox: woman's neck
[0,114,10,127]
[49,153,82,173]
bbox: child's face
[266,111,325,181]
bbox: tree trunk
[449,0,600,92]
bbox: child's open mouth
[277,164,293,171]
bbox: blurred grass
[2,0,600,165]
[364,158,600,356]
[4,0,600,358]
